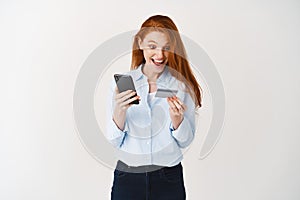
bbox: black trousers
[111,160,186,200]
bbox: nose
[155,49,164,59]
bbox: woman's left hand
[167,96,187,130]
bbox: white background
[1,0,300,199]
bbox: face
[139,31,170,77]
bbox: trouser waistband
[115,160,167,173]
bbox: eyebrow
[147,40,170,46]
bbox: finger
[168,97,183,110]
[172,97,187,111]
[173,100,182,110]
[169,107,177,114]
[174,97,184,106]
[182,104,187,111]
[170,96,183,105]
[115,91,134,106]
[169,98,186,115]
[115,90,133,99]
[169,107,181,116]
[123,95,140,105]
[116,90,135,101]
[178,108,184,115]
[169,103,181,116]
[115,87,119,94]
[167,98,177,109]
[120,91,137,103]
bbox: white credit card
[155,88,178,98]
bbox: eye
[163,46,170,51]
[148,44,157,49]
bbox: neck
[142,64,163,82]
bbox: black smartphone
[114,74,139,104]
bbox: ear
[137,37,142,50]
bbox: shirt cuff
[169,118,186,139]
[108,118,128,147]
[169,118,193,147]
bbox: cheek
[164,52,169,60]
[143,51,153,60]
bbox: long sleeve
[105,80,128,148]
[170,91,196,148]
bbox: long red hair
[131,15,202,108]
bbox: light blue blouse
[105,64,196,167]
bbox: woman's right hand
[112,87,140,131]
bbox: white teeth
[153,59,163,63]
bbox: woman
[106,15,202,200]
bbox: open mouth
[151,58,165,66]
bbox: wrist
[172,117,183,130]
[114,108,126,116]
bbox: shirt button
[147,141,150,145]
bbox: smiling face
[138,31,171,79]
